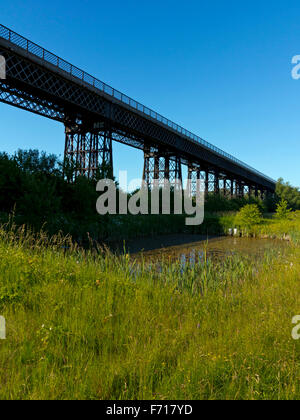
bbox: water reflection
[132,236,289,267]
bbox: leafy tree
[275,199,292,219]
[14,149,59,175]
[65,175,97,217]
[19,173,61,226]
[276,178,300,210]
[205,194,265,213]
[61,156,80,184]
[235,204,262,234]
[0,153,22,212]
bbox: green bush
[276,178,300,210]
[235,204,262,235]
[275,199,292,220]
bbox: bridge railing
[0,24,275,184]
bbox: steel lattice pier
[0,24,276,198]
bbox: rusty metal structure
[0,24,276,197]
[64,120,113,179]
[143,148,183,189]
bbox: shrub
[235,204,262,235]
[275,199,292,220]
[276,178,300,210]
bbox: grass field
[0,215,300,400]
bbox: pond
[123,235,290,265]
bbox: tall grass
[0,220,299,400]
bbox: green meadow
[0,213,299,400]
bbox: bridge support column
[187,163,202,197]
[205,171,209,196]
[214,171,220,194]
[170,156,182,189]
[236,181,244,198]
[230,180,234,198]
[143,149,182,189]
[204,171,216,195]
[223,179,227,196]
[241,184,245,198]
[224,179,231,197]
[64,122,113,180]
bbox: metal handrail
[0,23,275,184]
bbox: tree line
[0,149,299,241]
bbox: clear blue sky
[1,0,300,186]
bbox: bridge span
[0,24,276,198]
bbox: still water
[126,235,289,264]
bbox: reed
[0,215,299,400]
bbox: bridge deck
[0,24,275,191]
